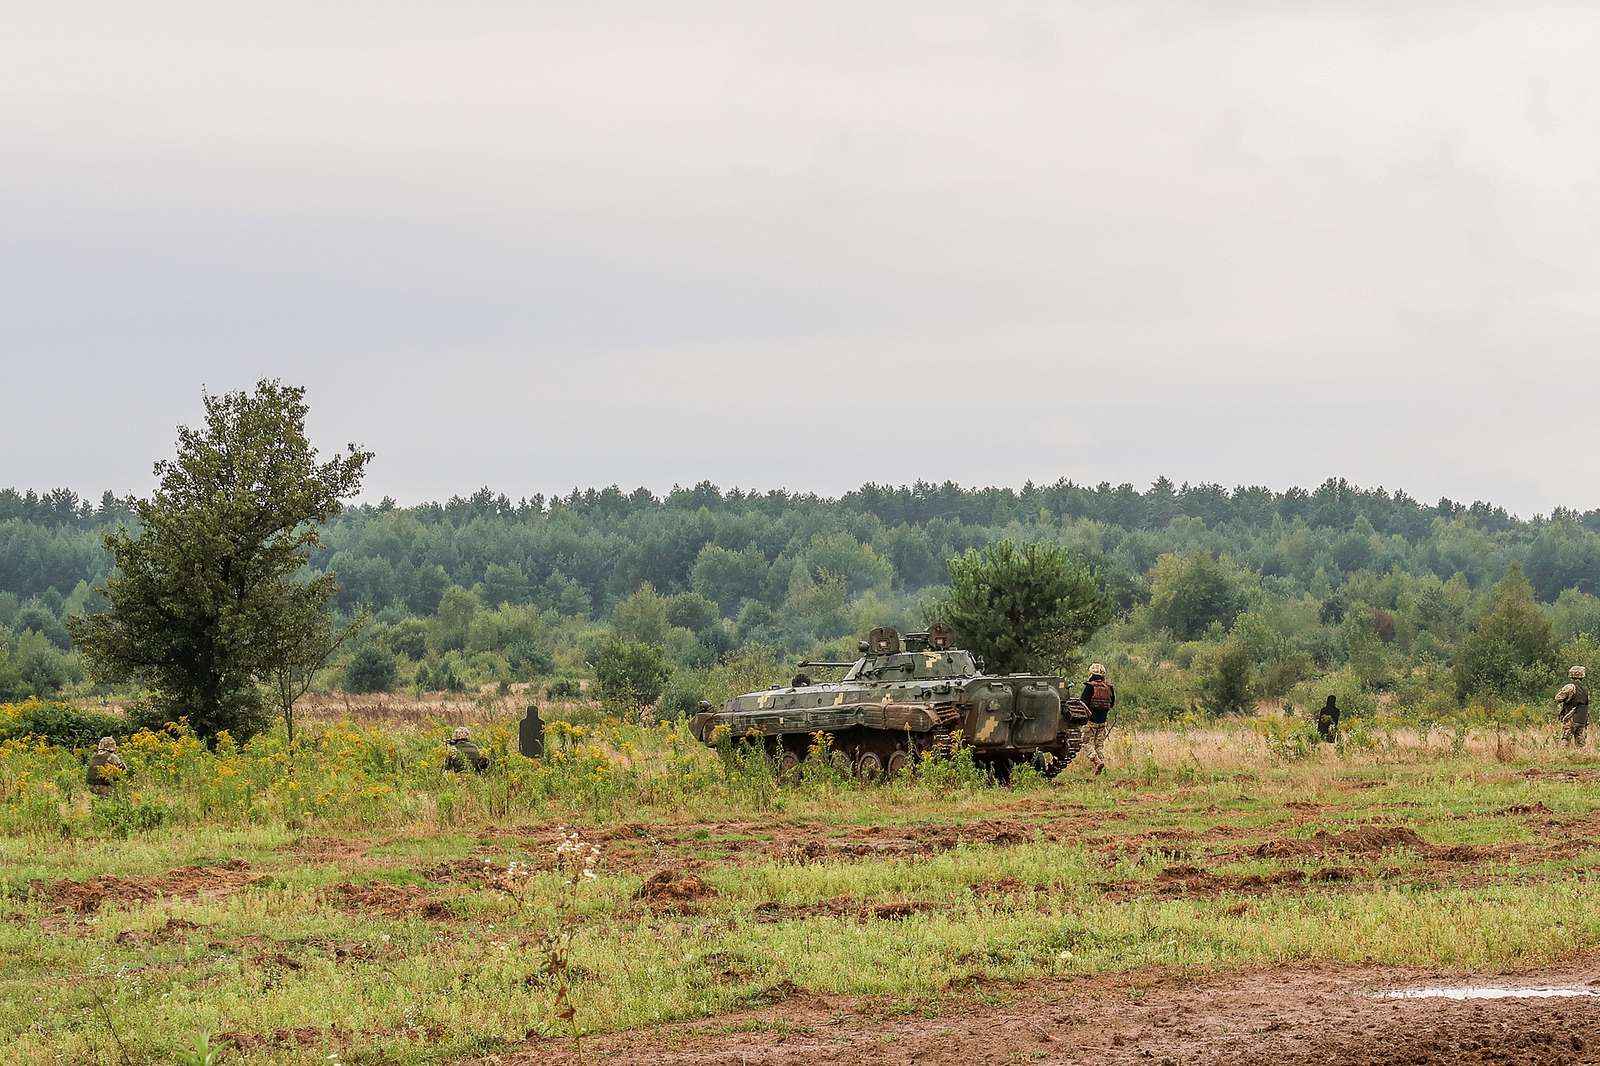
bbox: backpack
[1086,679,1114,712]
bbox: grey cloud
[2,2,1598,514]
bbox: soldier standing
[1556,666,1590,746]
[445,726,490,773]
[1080,663,1116,776]
[86,736,126,797]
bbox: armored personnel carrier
[689,624,1088,780]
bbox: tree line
[4,382,1600,730]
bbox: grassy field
[3,700,1599,1065]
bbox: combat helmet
[450,726,471,742]
[1570,666,1587,680]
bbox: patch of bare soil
[482,957,1600,1066]
[37,859,258,914]
[775,819,1063,864]
[636,870,718,913]
[328,881,452,920]
[749,897,936,923]
[425,857,507,886]
[1107,863,1359,901]
[1251,825,1429,860]
[487,815,1115,875]
[289,836,376,864]
[113,917,202,945]
[219,1025,351,1053]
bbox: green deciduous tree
[68,380,371,739]
[594,638,671,711]
[1197,640,1253,714]
[1148,551,1251,640]
[345,643,398,693]
[1453,565,1556,703]
[931,539,1114,675]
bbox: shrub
[0,699,128,748]
[505,640,554,679]
[545,677,582,700]
[594,639,671,710]
[1196,641,1252,715]
[656,672,708,720]
[345,645,398,693]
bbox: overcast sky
[4,2,1598,516]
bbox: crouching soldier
[445,726,490,773]
[87,737,126,797]
[1557,666,1590,747]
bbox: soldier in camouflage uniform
[445,726,490,773]
[86,736,126,797]
[1556,666,1590,747]
[1079,663,1116,776]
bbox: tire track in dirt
[477,957,1600,1066]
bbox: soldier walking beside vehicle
[1556,666,1589,746]
[445,726,490,773]
[86,736,126,797]
[1080,664,1116,775]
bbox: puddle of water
[1373,986,1600,1001]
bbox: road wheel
[855,750,884,783]
[884,748,911,780]
[777,748,802,781]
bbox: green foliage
[345,644,398,693]
[1454,565,1556,703]
[611,584,671,645]
[545,678,582,700]
[932,540,1114,674]
[433,585,479,652]
[1196,640,1253,715]
[386,617,430,660]
[593,639,671,710]
[66,380,370,739]
[505,640,555,679]
[0,700,127,748]
[1255,716,1321,761]
[173,1033,220,1066]
[1148,551,1251,639]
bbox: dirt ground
[488,958,1600,1066]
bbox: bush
[386,618,430,660]
[345,645,398,693]
[657,672,708,720]
[545,677,582,700]
[0,699,128,748]
[505,640,554,679]
[1196,641,1253,715]
[594,638,671,710]
[18,649,69,697]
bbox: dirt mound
[751,897,935,923]
[1502,802,1555,816]
[1254,825,1428,859]
[38,859,256,914]
[1106,863,1360,902]
[635,870,716,912]
[330,881,451,920]
[423,858,504,885]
